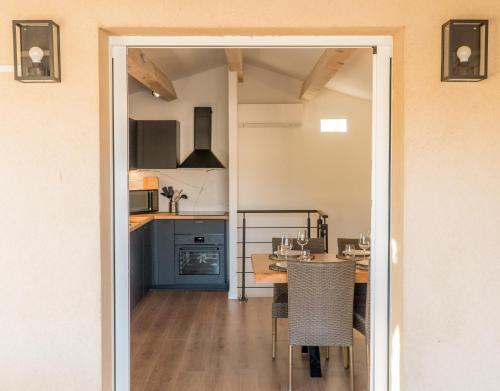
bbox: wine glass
[296,230,309,259]
[281,234,292,260]
[344,244,355,259]
[358,234,371,261]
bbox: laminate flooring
[131,291,368,391]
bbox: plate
[356,259,369,267]
[343,249,370,256]
[274,249,302,257]
[269,262,288,272]
[269,253,315,261]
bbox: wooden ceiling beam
[128,48,177,101]
[224,48,244,82]
[300,48,355,101]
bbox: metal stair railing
[237,209,329,301]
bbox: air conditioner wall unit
[238,104,303,128]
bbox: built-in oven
[174,233,227,288]
[129,189,159,214]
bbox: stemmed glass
[297,230,309,260]
[281,234,292,261]
[344,244,355,259]
[358,233,371,261]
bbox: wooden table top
[251,253,369,284]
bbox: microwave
[129,190,159,214]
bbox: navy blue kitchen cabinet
[130,221,154,311]
[174,220,225,235]
[153,220,175,286]
[130,226,144,311]
[128,118,138,169]
[142,221,153,291]
[132,218,227,302]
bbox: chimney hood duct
[179,107,225,169]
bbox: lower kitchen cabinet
[142,221,153,290]
[131,218,227,304]
[154,220,175,286]
[130,227,144,311]
[130,221,154,312]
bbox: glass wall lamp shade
[12,20,61,82]
[441,19,488,82]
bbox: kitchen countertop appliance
[129,189,159,214]
[174,220,227,289]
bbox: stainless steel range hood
[179,107,225,169]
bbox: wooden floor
[131,291,368,391]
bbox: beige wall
[237,65,372,297]
[0,1,499,391]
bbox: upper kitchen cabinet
[129,118,138,169]
[129,119,180,169]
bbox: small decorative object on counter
[12,20,61,82]
[161,185,188,213]
[169,201,179,213]
[160,186,174,200]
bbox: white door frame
[109,35,392,391]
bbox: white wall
[237,65,372,297]
[128,66,229,211]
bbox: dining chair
[337,236,368,366]
[271,237,326,254]
[270,237,326,359]
[354,267,370,386]
[287,260,356,391]
[337,237,361,255]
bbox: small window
[320,119,347,133]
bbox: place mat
[269,254,315,262]
[336,255,370,262]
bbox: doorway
[109,35,392,391]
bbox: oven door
[174,245,226,287]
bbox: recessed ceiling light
[320,118,347,133]
[152,90,160,98]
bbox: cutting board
[129,176,159,190]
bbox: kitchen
[128,49,231,305]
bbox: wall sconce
[441,19,488,82]
[12,20,61,82]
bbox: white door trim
[371,45,392,391]
[109,34,392,391]
[227,70,239,299]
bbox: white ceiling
[132,47,372,100]
[326,49,373,100]
[243,48,324,80]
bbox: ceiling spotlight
[152,90,160,98]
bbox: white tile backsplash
[129,169,228,212]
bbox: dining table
[251,253,369,378]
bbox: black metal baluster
[323,215,329,253]
[307,212,311,238]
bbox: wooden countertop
[129,212,229,232]
[251,253,368,284]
